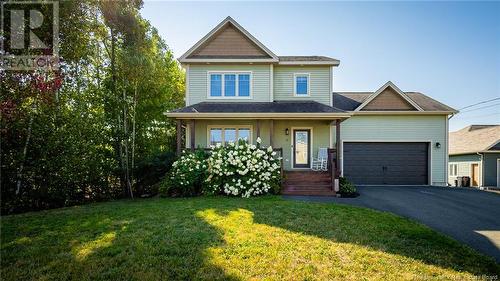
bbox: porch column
[256,120,261,139]
[335,119,341,177]
[176,119,182,156]
[333,119,341,192]
[190,119,195,150]
[269,119,274,147]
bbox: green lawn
[1,197,499,280]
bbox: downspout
[477,152,484,187]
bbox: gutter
[350,111,456,116]
[164,112,352,119]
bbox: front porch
[174,118,344,195]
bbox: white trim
[449,163,458,176]
[269,64,274,102]
[291,127,313,169]
[278,61,340,66]
[329,123,333,149]
[329,66,333,107]
[185,64,190,106]
[445,116,449,184]
[485,140,500,151]
[178,16,278,62]
[350,111,455,115]
[207,71,253,99]
[206,125,253,147]
[293,73,311,97]
[354,81,424,112]
[340,140,433,185]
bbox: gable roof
[332,91,456,113]
[178,17,340,65]
[354,81,423,112]
[179,17,278,63]
[449,125,500,155]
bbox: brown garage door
[343,142,429,185]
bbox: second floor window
[209,72,251,98]
[294,73,310,96]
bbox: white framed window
[449,163,458,176]
[294,73,310,96]
[208,72,252,98]
[208,125,252,146]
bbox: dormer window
[294,73,310,96]
[208,72,252,98]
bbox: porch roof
[166,101,350,119]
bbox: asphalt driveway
[285,185,500,262]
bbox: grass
[1,196,499,280]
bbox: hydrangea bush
[159,150,208,197]
[206,138,282,197]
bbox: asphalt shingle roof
[171,101,346,113]
[449,125,500,155]
[279,56,339,62]
[332,92,456,112]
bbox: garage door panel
[343,142,428,185]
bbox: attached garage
[343,142,429,185]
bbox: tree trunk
[16,110,34,195]
[131,83,137,183]
[122,86,133,199]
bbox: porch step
[284,179,332,185]
[282,171,335,196]
[283,184,333,190]
[282,189,336,196]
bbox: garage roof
[333,92,456,112]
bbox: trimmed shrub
[339,177,357,195]
[159,150,209,197]
[206,138,282,197]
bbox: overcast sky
[141,1,500,131]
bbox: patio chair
[312,147,328,171]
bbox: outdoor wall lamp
[435,142,441,148]
[285,128,289,135]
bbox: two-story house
[166,17,456,193]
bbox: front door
[472,163,479,186]
[293,129,311,168]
